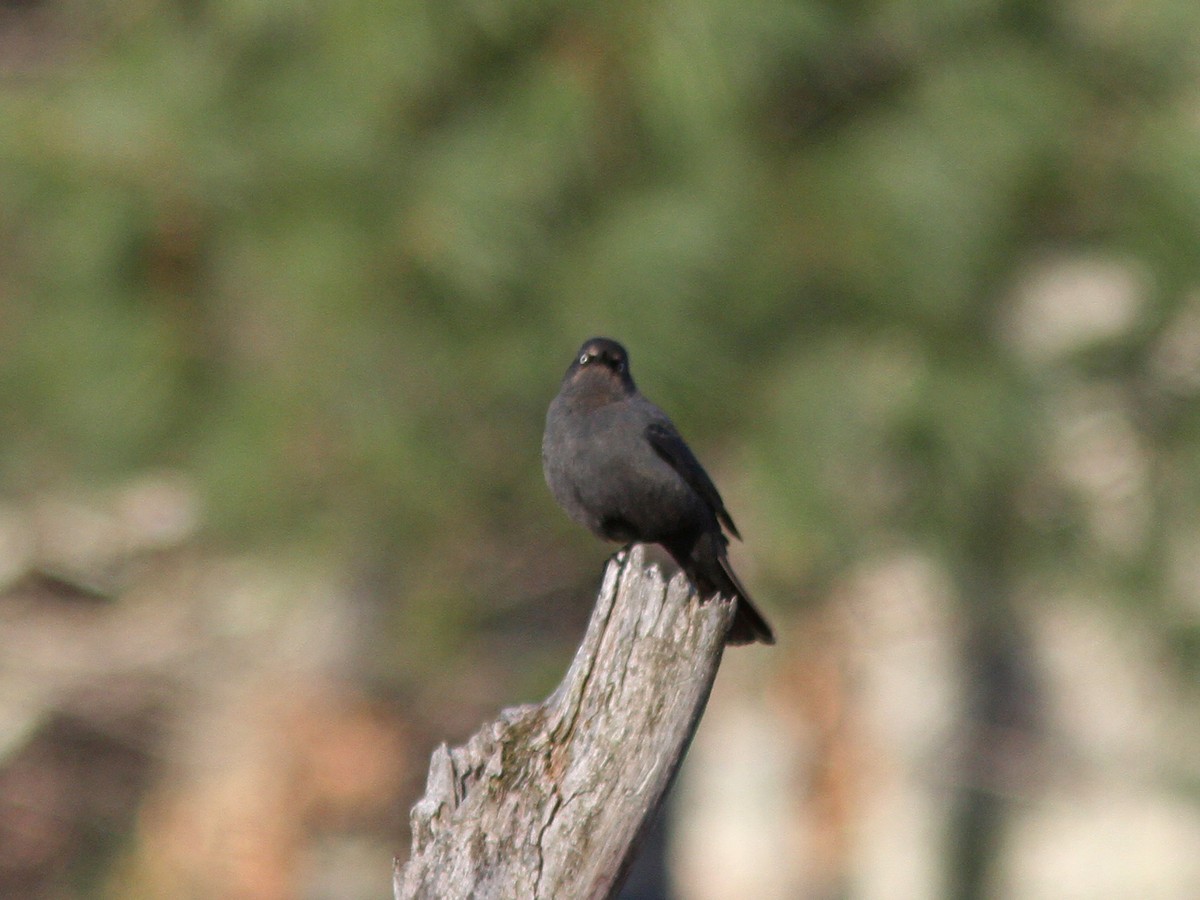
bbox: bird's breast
[543,400,704,543]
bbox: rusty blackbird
[543,337,775,645]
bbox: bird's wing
[645,422,741,540]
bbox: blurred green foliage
[3,0,1200,675]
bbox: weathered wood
[394,544,736,900]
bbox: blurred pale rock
[1004,256,1147,363]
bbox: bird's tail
[671,532,775,646]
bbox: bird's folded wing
[645,422,741,540]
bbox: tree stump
[394,544,737,900]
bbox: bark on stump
[394,544,736,900]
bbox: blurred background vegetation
[2,0,1200,897]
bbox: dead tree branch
[394,544,736,900]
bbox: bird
[542,337,775,645]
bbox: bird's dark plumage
[542,337,774,646]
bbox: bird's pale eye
[579,352,590,365]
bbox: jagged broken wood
[394,544,736,900]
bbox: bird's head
[562,337,636,398]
